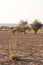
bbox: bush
[32,20,42,34]
[10,52,19,60]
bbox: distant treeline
[0,19,43,34]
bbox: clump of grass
[10,52,19,60]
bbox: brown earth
[0,31,43,65]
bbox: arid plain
[0,30,43,65]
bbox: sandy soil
[0,31,43,65]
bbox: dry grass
[9,52,19,60]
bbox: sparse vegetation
[12,20,31,34]
[0,19,43,35]
[11,19,43,34]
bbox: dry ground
[0,31,43,65]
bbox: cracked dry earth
[0,31,43,65]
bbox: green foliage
[32,20,42,34]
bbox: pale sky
[0,0,43,24]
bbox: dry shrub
[10,52,19,60]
